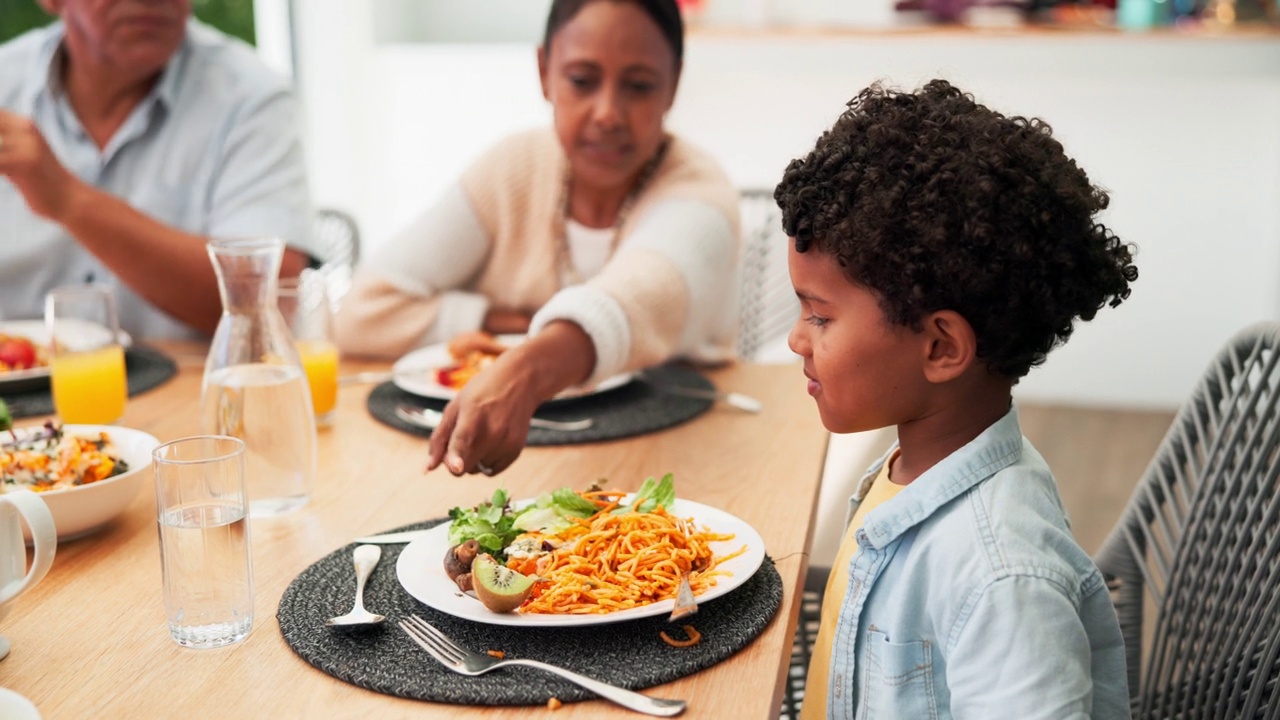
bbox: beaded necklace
[554,138,669,285]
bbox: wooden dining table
[1,344,829,719]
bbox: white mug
[0,489,57,661]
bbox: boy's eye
[568,75,597,91]
[805,314,829,328]
[624,80,655,95]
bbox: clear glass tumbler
[45,284,127,424]
[277,270,339,429]
[153,435,254,649]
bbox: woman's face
[539,1,679,194]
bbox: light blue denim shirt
[822,405,1130,719]
[0,20,315,339]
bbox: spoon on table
[326,544,386,627]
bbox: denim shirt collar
[857,404,1023,551]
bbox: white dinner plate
[0,320,133,393]
[396,496,766,627]
[391,334,633,403]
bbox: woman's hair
[775,79,1139,380]
[543,0,684,66]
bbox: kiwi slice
[471,553,535,613]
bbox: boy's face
[787,244,929,434]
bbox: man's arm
[0,108,309,336]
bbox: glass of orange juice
[277,271,338,428]
[45,284,127,424]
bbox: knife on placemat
[352,529,434,544]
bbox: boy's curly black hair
[775,79,1138,380]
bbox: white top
[563,219,616,282]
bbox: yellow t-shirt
[800,452,905,720]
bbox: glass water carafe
[202,237,317,517]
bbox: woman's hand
[427,321,596,476]
[482,308,533,336]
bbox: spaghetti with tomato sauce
[510,491,746,615]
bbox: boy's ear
[920,310,977,384]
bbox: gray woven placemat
[366,364,715,446]
[278,518,783,706]
[0,345,178,419]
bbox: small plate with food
[391,331,633,403]
[0,320,132,394]
[1,422,160,540]
[0,322,53,394]
[395,475,766,627]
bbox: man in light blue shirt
[0,1,316,339]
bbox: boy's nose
[787,321,809,356]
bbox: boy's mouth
[803,368,820,396]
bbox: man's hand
[0,109,83,222]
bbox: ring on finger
[476,462,495,476]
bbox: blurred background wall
[286,1,1280,411]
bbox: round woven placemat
[366,365,715,446]
[278,518,782,706]
[0,344,178,419]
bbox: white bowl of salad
[1,423,160,541]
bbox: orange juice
[50,345,127,424]
[296,340,338,423]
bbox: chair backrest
[1094,321,1280,719]
[311,207,361,308]
[736,188,799,363]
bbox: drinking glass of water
[153,435,253,649]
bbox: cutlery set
[329,539,691,715]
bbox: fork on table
[398,614,686,717]
[394,404,594,433]
[668,572,698,622]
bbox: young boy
[781,80,1139,719]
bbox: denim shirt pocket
[861,627,939,719]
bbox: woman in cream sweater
[336,0,740,477]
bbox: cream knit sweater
[336,128,742,383]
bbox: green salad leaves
[445,473,679,556]
[612,473,675,515]
[446,487,518,554]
